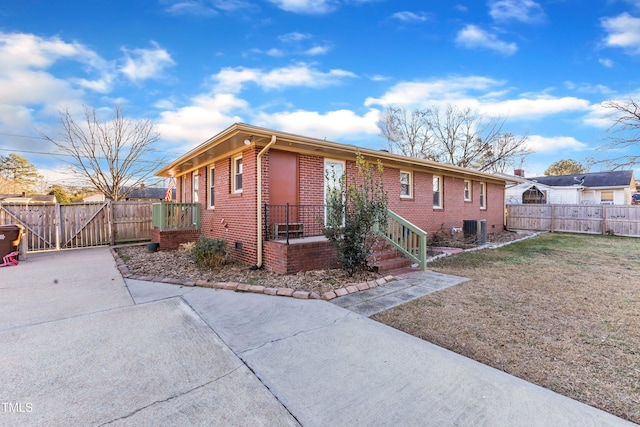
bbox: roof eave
[156,123,510,184]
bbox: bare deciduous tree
[43,106,164,201]
[600,97,640,169]
[378,104,531,172]
[378,107,434,159]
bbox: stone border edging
[110,248,397,301]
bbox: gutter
[256,135,277,268]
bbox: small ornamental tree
[324,153,388,276]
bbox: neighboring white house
[83,193,106,202]
[506,170,636,205]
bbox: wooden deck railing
[378,209,428,270]
[152,202,200,231]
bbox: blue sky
[2,0,640,186]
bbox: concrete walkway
[1,248,635,426]
[330,270,469,316]
[0,249,297,426]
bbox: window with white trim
[433,175,443,208]
[192,171,199,203]
[208,166,215,209]
[464,180,472,201]
[600,191,613,204]
[233,155,243,193]
[400,171,412,198]
[479,182,486,210]
[181,175,187,202]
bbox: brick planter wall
[263,239,340,274]
[151,228,200,250]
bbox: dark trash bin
[0,224,24,259]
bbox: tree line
[2,96,640,200]
[377,98,640,175]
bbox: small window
[464,180,472,201]
[480,182,486,210]
[400,171,412,198]
[233,155,243,193]
[601,191,613,203]
[208,166,215,209]
[192,172,199,203]
[433,175,442,208]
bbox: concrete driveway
[1,248,635,426]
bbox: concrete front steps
[370,239,413,274]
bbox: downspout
[256,135,277,268]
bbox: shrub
[190,236,227,269]
[324,153,387,276]
[178,241,196,252]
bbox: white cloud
[256,108,380,140]
[279,32,311,43]
[162,0,251,15]
[599,58,614,68]
[268,0,338,14]
[583,102,617,128]
[368,74,389,82]
[120,42,175,82]
[365,76,503,107]
[0,32,102,70]
[164,0,219,16]
[71,76,115,93]
[563,81,614,95]
[303,45,331,55]
[479,96,590,118]
[269,32,330,57]
[456,25,518,55]
[365,75,591,121]
[525,135,588,153]
[213,64,357,93]
[266,48,285,57]
[156,93,248,143]
[0,32,112,110]
[212,67,261,93]
[0,104,35,130]
[39,166,83,187]
[267,0,377,14]
[489,0,545,23]
[390,11,429,23]
[601,13,640,55]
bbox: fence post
[107,200,115,245]
[602,205,607,235]
[55,203,61,250]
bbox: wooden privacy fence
[506,204,640,237]
[0,201,153,251]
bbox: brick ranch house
[154,123,510,274]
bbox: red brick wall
[263,239,340,274]
[386,172,504,236]
[176,148,505,271]
[151,228,200,250]
[177,148,258,266]
[298,154,325,205]
[291,152,505,233]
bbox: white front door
[324,159,345,224]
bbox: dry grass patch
[373,233,640,423]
